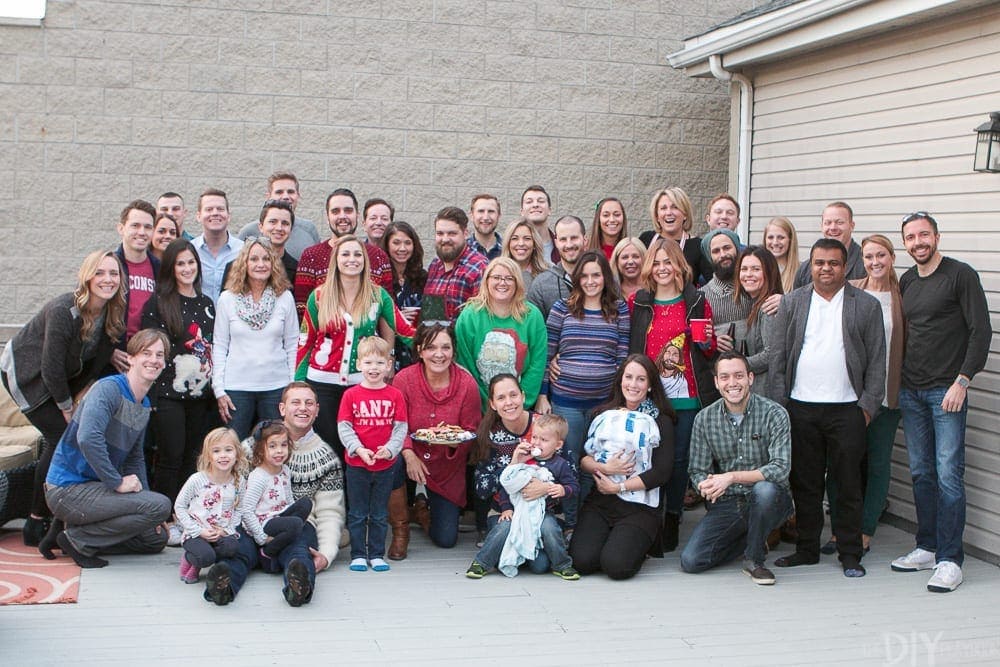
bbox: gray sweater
[1,293,114,412]
[526,264,572,317]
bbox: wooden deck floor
[3,511,999,666]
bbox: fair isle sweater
[541,299,630,408]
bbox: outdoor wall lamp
[973,112,1000,173]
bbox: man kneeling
[680,352,792,585]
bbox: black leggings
[262,497,313,557]
[23,399,70,518]
[183,533,241,569]
[569,506,655,581]
[150,396,216,503]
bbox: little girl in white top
[239,420,313,559]
[174,427,248,584]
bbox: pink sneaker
[179,554,199,584]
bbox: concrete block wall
[0,0,753,324]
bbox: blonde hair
[501,218,548,277]
[640,238,690,293]
[75,250,127,342]
[609,237,647,283]
[316,235,379,330]
[763,217,799,294]
[649,187,694,235]
[533,413,568,442]
[223,238,290,296]
[357,335,392,361]
[197,427,249,480]
[466,256,529,321]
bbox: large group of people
[1,172,991,606]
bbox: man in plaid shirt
[421,206,488,324]
[679,351,793,586]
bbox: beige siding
[743,6,1000,556]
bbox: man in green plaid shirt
[679,351,793,585]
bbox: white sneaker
[167,524,183,547]
[927,561,962,593]
[891,547,935,572]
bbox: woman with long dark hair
[732,246,784,399]
[536,250,629,529]
[587,197,628,260]
[384,221,426,369]
[569,354,675,580]
[1,250,125,546]
[500,218,548,291]
[141,238,217,501]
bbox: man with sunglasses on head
[221,200,298,289]
[890,212,991,593]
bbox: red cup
[690,318,712,344]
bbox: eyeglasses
[251,419,282,441]
[902,211,937,225]
[489,275,516,283]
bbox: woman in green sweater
[455,257,547,410]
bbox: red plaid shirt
[423,245,488,322]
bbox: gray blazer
[770,283,886,417]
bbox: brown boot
[411,493,431,533]
[387,487,410,561]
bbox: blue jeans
[427,489,462,548]
[208,523,318,604]
[551,399,590,528]
[665,408,697,515]
[899,387,967,566]
[680,481,793,572]
[345,463,395,560]
[225,387,284,441]
[473,513,570,573]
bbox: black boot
[22,516,50,547]
[663,512,680,553]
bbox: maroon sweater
[392,363,482,506]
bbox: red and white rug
[0,530,80,605]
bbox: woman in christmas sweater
[392,322,482,555]
[455,257,547,410]
[141,239,217,502]
[296,235,412,460]
[627,237,717,552]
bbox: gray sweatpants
[46,482,171,556]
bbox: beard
[437,242,463,263]
[713,258,735,281]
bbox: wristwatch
[955,375,970,389]
[619,482,627,494]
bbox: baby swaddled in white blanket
[584,408,660,508]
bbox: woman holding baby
[569,354,675,580]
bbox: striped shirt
[542,299,630,408]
